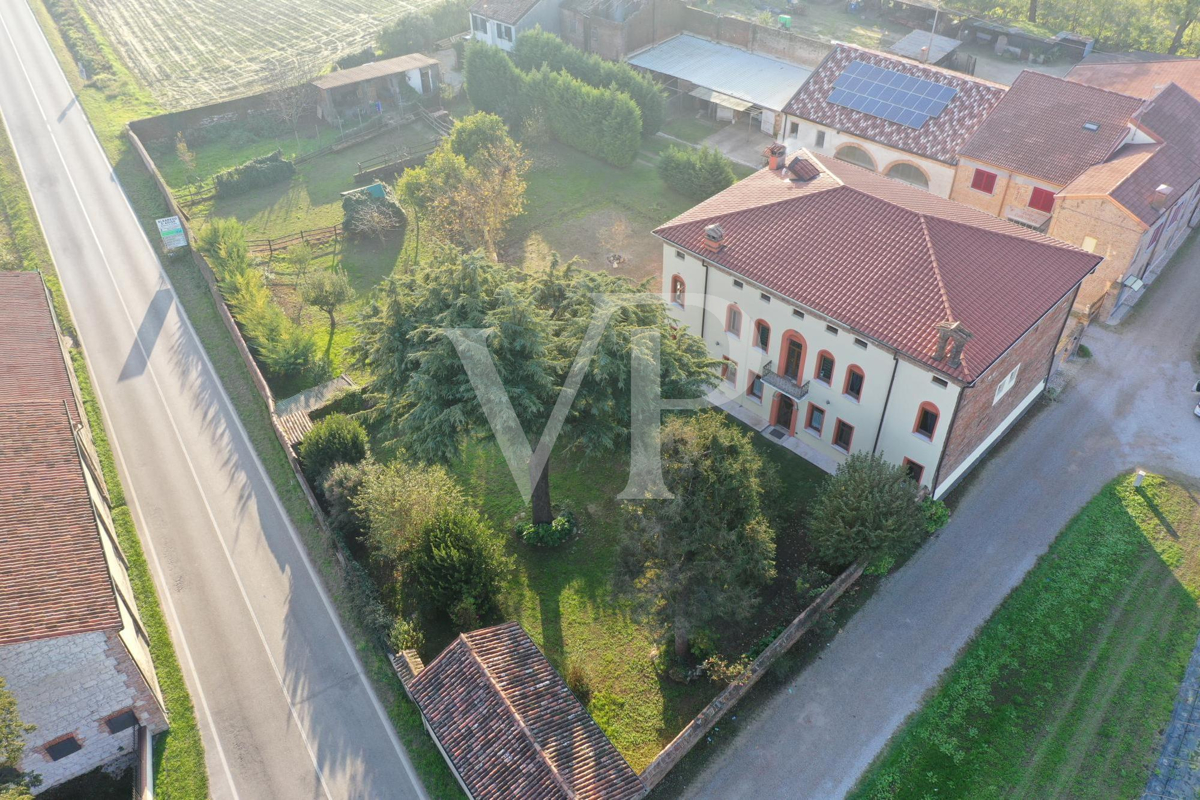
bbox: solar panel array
[828,60,958,130]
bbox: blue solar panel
[826,59,959,129]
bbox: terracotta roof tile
[1068,58,1200,101]
[784,44,1006,164]
[958,70,1144,185]
[0,404,121,646]
[409,622,644,800]
[0,271,80,423]
[655,153,1102,382]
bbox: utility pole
[926,2,940,63]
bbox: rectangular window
[833,419,854,452]
[471,14,488,32]
[732,279,744,290]
[721,357,738,385]
[817,354,834,384]
[748,372,764,400]
[1029,186,1056,213]
[105,709,139,734]
[854,337,868,350]
[970,168,997,194]
[499,24,514,41]
[760,292,771,303]
[792,308,805,319]
[825,324,839,336]
[993,364,1020,405]
[46,736,82,761]
[903,458,924,484]
[675,249,685,260]
[805,403,825,435]
[815,130,826,148]
[931,376,949,388]
[789,120,799,137]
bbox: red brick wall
[936,290,1076,486]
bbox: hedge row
[378,0,473,56]
[212,150,295,198]
[44,0,112,78]
[511,29,666,135]
[657,145,736,200]
[196,219,320,379]
[464,43,642,168]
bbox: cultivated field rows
[84,0,441,109]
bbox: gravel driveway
[685,237,1200,799]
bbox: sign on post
[156,216,188,252]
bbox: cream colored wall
[662,244,958,489]
[949,157,1062,222]
[780,115,955,197]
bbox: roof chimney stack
[701,223,726,253]
[764,142,786,171]
[932,320,973,370]
[1151,184,1173,210]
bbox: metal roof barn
[627,34,813,112]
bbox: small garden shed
[312,54,441,123]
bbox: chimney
[1151,184,1173,210]
[764,142,787,171]
[932,320,973,369]
[701,223,725,253]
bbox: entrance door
[775,396,795,431]
[783,339,803,381]
[420,68,433,95]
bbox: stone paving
[1144,635,1200,799]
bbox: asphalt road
[688,229,1200,796]
[0,4,428,799]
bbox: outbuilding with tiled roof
[656,151,1101,498]
[1067,56,1200,102]
[406,622,645,800]
[779,44,1006,198]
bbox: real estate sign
[156,216,187,251]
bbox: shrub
[807,453,927,569]
[409,508,509,628]
[213,150,296,198]
[518,510,576,546]
[658,146,736,200]
[566,662,592,705]
[387,616,425,652]
[923,498,950,533]
[689,627,719,661]
[511,29,666,134]
[701,653,751,684]
[357,461,467,575]
[45,0,111,78]
[336,47,378,71]
[322,460,377,545]
[378,0,472,55]
[1076,343,1093,358]
[298,413,368,485]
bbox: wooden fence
[247,224,342,258]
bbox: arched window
[914,401,940,440]
[814,350,835,385]
[835,144,875,171]
[779,331,807,382]
[753,320,771,351]
[843,365,865,401]
[726,305,743,336]
[886,162,929,190]
[670,275,685,307]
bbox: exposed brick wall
[937,290,1075,486]
[0,631,161,792]
[1048,197,1143,315]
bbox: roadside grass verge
[28,3,463,796]
[853,472,1200,799]
[1,106,206,798]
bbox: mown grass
[854,472,1200,799]
[28,3,464,796]
[0,107,207,798]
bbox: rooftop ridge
[463,628,576,800]
[917,214,955,324]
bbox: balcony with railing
[761,361,810,401]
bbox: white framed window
[498,23,514,41]
[993,365,1020,405]
[471,14,488,33]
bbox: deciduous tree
[301,268,355,348]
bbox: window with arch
[670,275,685,307]
[914,401,940,440]
[833,419,854,452]
[814,350,835,384]
[903,458,925,484]
[753,320,771,351]
[843,365,865,401]
[780,332,806,382]
[886,162,929,190]
[726,305,743,336]
[835,144,875,171]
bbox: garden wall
[129,90,276,142]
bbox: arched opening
[778,330,807,383]
[772,394,797,434]
[835,144,876,171]
[670,275,685,307]
[886,162,929,190]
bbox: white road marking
[14,10,429,797]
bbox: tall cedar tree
[353,257,716,524]
[806,452,926,569]
[620,411,776,657]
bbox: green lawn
[854,473,1200,799]
[660,115,724,145]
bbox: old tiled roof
[655,152,1103,382]
[409,622,644,800]
[783,44,1006,164]
[958,70,1144,186]
[1068,58,1200,101]
[470,0,539,25]
[1060,83,1200,226]
[0,271,80,423]
[312,53,439,91]
[0,403,121,646]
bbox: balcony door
[783,339,804,381]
